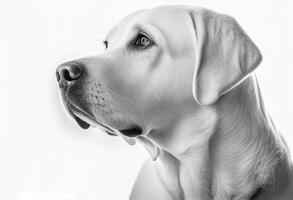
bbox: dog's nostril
[57,62,83,83]
[62,69,75,81]
[62,65,82,81]
[56,71,61,82]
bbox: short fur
[56,6,293,200]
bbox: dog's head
[56,6,262,159]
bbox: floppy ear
[190,9,262,105]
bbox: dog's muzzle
[55,61,143,137]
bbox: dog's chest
[178,163,212,200]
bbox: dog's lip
[118,125,143,137]
[68,104,117,135]
[72,113,91,129]
[63,97,142,139]
[70,107,142,141]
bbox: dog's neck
[149,76,291,200]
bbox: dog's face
[57,8,195,135]
[56,6,261,157]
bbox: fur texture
[56,6,293,200]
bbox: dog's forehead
[106,7,193,44]
[136,7,188,24]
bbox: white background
[1,0,293,199]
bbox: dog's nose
[56,62,83,87]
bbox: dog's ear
[190,9,262,105]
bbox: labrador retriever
[56,6,293,200]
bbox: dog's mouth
[71,107,159,160]
[68,103,143,138]
[119,125,143,137]
[64,99,159,160]
[68,103,117,136]
[73,113,117,136]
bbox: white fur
[60,5,293,200]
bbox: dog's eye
[134,34,152,48]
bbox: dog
[56,6,293,200]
